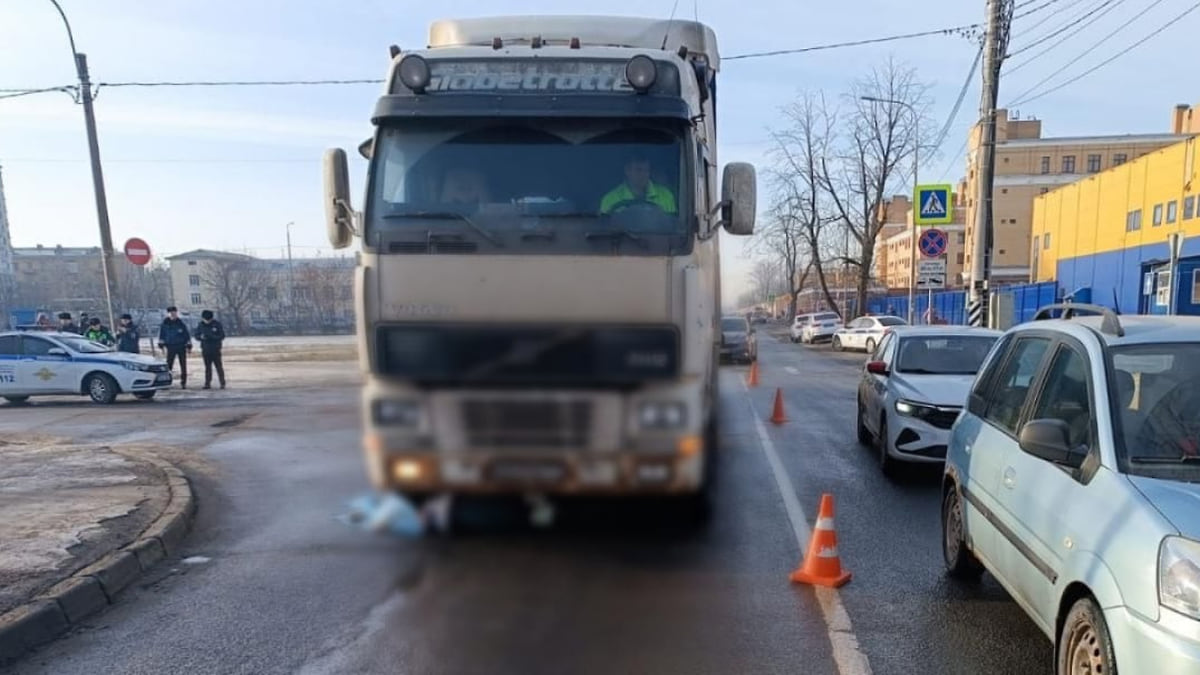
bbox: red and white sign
[123,238,152,266]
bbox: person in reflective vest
[599,154,676,215]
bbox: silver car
[943,307,1200,673]
[856,326,1001,477]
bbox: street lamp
[48,0,118,330]
[861,96,920,324]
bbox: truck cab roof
[427,15,720,69]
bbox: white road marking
[785,366,800,375]
[745,380,873,675]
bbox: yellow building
[962,109,1184,285]
[1031,133,1200,315]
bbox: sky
[1,0,1196,305]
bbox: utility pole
[286,221,296,329]
[968,0,1011,327]
[49,1,118,330]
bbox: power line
[1010,0,1200,107]
[1013,0,1091,33]
[1012,0,1067,20]
[930,44,983,160]
[1007,0,1169,101]
[1006,0,1141,73]
[0,85,75,101]
[96,78,383,89]
[1007,0,1123,58]
[726,23,982,60]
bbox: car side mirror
[47,348,68,357]
[323,148,356,249]
[719,162,756,236]
[1019,419,1087,468]
[866,360,889,376]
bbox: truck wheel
[86,373,119,404]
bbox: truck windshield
[367,119,692,255]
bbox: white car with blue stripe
[0,330,172,404]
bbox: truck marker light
[398,55,431,92]
[394,460,424,481]
[677,435,702,457]
[625,55,657,93]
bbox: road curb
[0,450,196,665]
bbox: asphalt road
[2,340,1051,675]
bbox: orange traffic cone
[790,494,852,588]
[747,361,760,387]
[769,388,788,425]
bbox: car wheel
[865,337,877,354]
[133,391,157,400]
[832,336,843,352]
[942,486,984,580]
[4,396,29,405]
[856,397,871,446]
[1058,597,1118,675]
[86,373,119,404]
[877,415,898,478]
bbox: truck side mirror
[720,162,756,236]
[323,148,355,249]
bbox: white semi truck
[322,15,756,519]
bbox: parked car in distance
[832,315,907,353]
[857,326,1001,477]
[798,312,843,344]
[790,314,813,343]
[942,305,1200,674]
[719,315,757,364]
[0,330,172,404]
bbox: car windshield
[721,319,746,332]
[895,335,998,375]
[877,317,906,327]
[368,118,690,256]
[58,336,113,354]
[1112,343,1200,480]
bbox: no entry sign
[123,238,152,266]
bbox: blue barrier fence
[864,281,1062,327]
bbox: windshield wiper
[585,230,648,248]
[1130,455,1200,464]
[384,211,502,247]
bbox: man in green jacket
[599,154,677,215]
[84,318,115,346]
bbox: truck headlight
[1160,536,1200,619]
[372,400,421,427]
[638,401,687,430]
[895,399,937,419]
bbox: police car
[0,330,172,404]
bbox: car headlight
[1160,536,1200,619]
[895,399,938,419]
[121,362,153,372]
[638,401,687,430]
[372,400,421,427]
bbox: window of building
[1156,271,1171,306]
[1044,233,1051,250]
[67,262,79,274]
[188,274,200,287]
[1113,153,1127,166]
[1153,204,1164,226]
[266,287,278,301]
[1186,196,1196,220]
[187,260,197,266]
[957,232,965,244]
[1040,188,1049,194]
[1002,188,1009,194]
[1087,154,1101,173]
[1040,156,1050,174]
[999,249,1006,255]
[1126,209,1142,231]
[1193,269,1200,304]
[956,252,965,265]
[190,293,202,305]
[1167,200,1178,224]
[251,310,263,321]
[1062,155,1076,173]
[1144,272,1155,296]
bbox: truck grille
[462,399,591,448]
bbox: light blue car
[942,304,1200,673]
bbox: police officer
[194,310,226,390]
[158,306,192,389]
[57,312,78,334]
[116,314,140,354]
[599,153,677,214]
[84,318,115,346]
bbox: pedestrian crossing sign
[914,184,953,225]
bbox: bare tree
[748,258,785,306]
[765,92,847,317]
[294,261,351,329]
[200,259,272,334]
[114,261,172,313]
[819,58,931,317]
